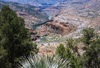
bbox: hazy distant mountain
[1,0,100,16]
[1,0,58,6]
[1,0,94,7]
[84,0,100,11]
[1,0,93,9]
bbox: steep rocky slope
[38,13,91,37]
[0,1,48,29]
[39,19,76,36]
[38,10,100,39]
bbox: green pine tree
[81,27,100,68]
[0,6,38,68]
[56,44,65,59]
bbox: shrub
[19,55,67,68]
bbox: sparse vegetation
[23,27,100,68]
[56,27,100,68]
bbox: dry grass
[37,42,62,56]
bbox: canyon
[1,0,100,55]
[1,0,100,41]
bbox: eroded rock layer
[41,21,76,35]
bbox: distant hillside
[1,0,90,7]
[2,0,100,11]
[0,1,48,29]
[42,0,100,15]
[1,0,58,6]
[84,0,100,11]
[2,0,100,15]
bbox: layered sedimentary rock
[41,21,76,35]
[38,12,92,38]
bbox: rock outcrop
[38,12,92,38]
[41,21,76,35]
